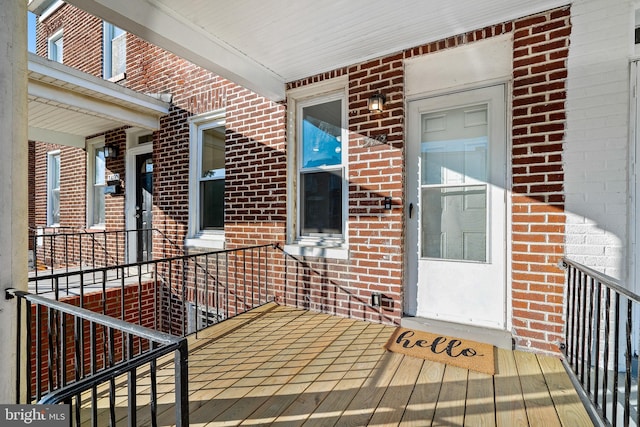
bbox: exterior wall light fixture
[368,93,386,113]
[103,143,119,159]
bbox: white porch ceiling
[60,0,570,101]
[28,53,169,147]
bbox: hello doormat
[384,328,496,375]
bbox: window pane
[200,179,224,230]
[95,147,105,185]
[52,37,63,62]
[201,126,225,178]
[93,185,105,225]
[421,185,486,262]
[111,32,126,76]
[51,154,60,189]
[49,153,60,225]
[301,171,342,235]
[51,189,60,225]
[302,100,342,168]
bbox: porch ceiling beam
[29,79,163,131]
[65,0,286,102]
[28,126,85,148]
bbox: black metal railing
[7,288,189,427]
[562,258,639,427]
[29,227,182,294]
[27,244,276,337]
[29,227,181,277]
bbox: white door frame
[125,130,153,264]
[405,84,512,332]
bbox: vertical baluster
[576,269,583,381]
[624,297,632,427]
[193,257,198,334]
[612,292,620,425]
[150,341,158,427]
[36,303,42,401]
[216,253,220,320]
[181,258,186,336]
[594,280,602,408]
[205,254,209,329]
[90,322,97,427]
[109,328,116,427]
[168,261,173,334]
[602,286,611,420]
[61,312,67,387]
[15,295,22,403]
[175,340,189,427]
[127,333,137,427]
[586,276,595,397]
[64,234,69,294]
[26,300,32,403]
[580,270,589,384]
[224,252,231,318]
[74,317,81,425]
[47,308,54,393]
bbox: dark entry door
[136,153,153,262]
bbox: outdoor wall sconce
[368,93,386,113]
[371,292,381,307]
[103,143,119,159]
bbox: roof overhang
[28,53,170,148]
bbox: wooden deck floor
[88,303,593,426]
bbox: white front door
[406,85,508,330]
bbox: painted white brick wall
[565,0,634,280]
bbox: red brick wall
[36,4,102,76]
[510,8,570,353]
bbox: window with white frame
[187,111,226,247]
[290,86,348,253]
[48,29,63,63]
[103,22,126,80]
[87,139,106,227]
[47,151,60,226]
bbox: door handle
[409,203,414,219]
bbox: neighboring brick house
[28,0,630,356]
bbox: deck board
[514,350,563,427]
[78,303,592,426]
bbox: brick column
[511,7,571,353]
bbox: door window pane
[421,104,489,262]
[422,185,486,261]
[301,171,342,235]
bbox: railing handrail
[561,257,639,427]
[9,287,190,426]
[29,243,276,283]
[37,339,185,405]
[561,257,638,302]
[6,288,179,346]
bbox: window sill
[185,235,225,250]
[283,243,349,260]
[107,72,126,83]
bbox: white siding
[564,0,634,280]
